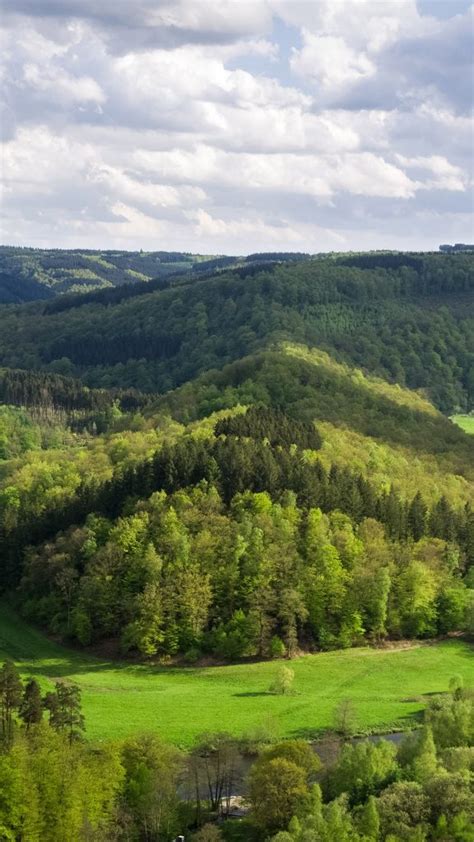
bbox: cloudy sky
[1,0,473,254]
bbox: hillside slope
[0,253,471,410]
[154,343,474,486]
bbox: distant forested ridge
[0,246,219,301]
[0,252,472,411]
[439,242,474,253]
[0,246,312,303]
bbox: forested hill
[0,249,473,660]
[0,252,472,411]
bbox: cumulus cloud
[1,0,273,52]
[0,0,472,251]
[291,32,376,98]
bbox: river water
[179,730,407,803]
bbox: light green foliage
[356,795,380,839]
[121,733,182,840]
[0,407,42,460]
[326,739,398,803]
[269,695,474,841]
[249,754,310,832]
[17,483,470,660]
[410,727,439,783]
[425,692,474,748]
[0,724,123,841]
[376,782,430,840]
[262,741,321,778]
[333,698,358,738]
[192,823,224,841]
[270,667,296,696]
[318,420,472,507]
[157,343,473,498]
[0,407,183,531]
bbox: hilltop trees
[9,418,466,668]
[13,471,474,659]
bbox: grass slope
[451,415,474,435]
[1,606,472,747]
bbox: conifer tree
[44,682,85,744]
[358,795,380,840]
[19,678,43,730]
[408,492,427,541]
[0,660,23,745]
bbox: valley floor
[1,605,472,746]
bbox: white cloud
[290,32,376,98]
[88,164,207,208]
[0,0,472,252]
[135,145,417,199]
[22,62,105,105]
[396,154,468,190]
[273,0,434,52]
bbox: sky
[1,0,473,254]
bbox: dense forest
[0,253,472,411]
[1,405,472,659]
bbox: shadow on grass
[233,691,271,698]
[401,691,449,704]
[290,707,424,743]
[11,656,210,681]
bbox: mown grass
[1,606,472,747]
[451,415,474,435]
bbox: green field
[1,606,472,747]
[451,414,474,434]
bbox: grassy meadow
[451,414,474,434]
[1,605,472,747]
